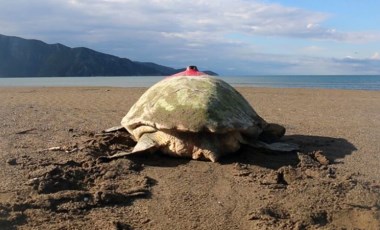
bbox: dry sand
[0,86,379,229]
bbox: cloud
[2,0,378,42]
[0,0,379,74]
[331,57,380,74]
[371,52,380,60]
[301,45,325,54]
[218,53,380,75]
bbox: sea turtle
[102,66,298,162]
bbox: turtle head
[259,123,286,143]
[171,65,206,77]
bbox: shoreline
[1,74,380,91]
[1,85,380,92]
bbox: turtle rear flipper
[98,134,158,162]
[103,126,126,133]
[132,133,158,153]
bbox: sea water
[0,75,379,91]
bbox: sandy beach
[0,86,379,229]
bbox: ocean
[1,75,380,91]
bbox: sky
[1,0,379,75]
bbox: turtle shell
[121,75,267,139]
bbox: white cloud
[371,52,380,60]
[301,45,325,54]
[3,0,376,43]
[306,23,318,29]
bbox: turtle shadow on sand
[284,134,357,161]
[220,134,357,170]
[89,126,356,169]
[99,133,356,170]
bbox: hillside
[0,34,217,77]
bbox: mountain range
[0,34,217,77]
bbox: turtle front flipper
[97,134,158,162]
[248,141,299,152]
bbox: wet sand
[0,87,379,229]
